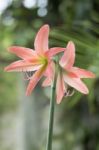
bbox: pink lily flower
[43,41,95,104]
[4,25,65,96]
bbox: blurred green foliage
[0,0,99,150]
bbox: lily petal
[63,74,89,94]
[59,41,75,70]
[34,24,49,54]
[42,77,52,87]
[67,71,78,78]
[4,60,42,72]
[47,47,65,57]
[42,61,55,86]
[56,73,65,104]
[71,67,96,78]
[44,61,55,78]
[8,46,37,59]
[26,68,45,96]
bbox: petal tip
[91,73,96,78]
[7,47,10,52]
[26,92,29,96]
[40,24,49,32]
[4,67,9,72]
[7,46,15,52]
[56,100,61,104]
[68,41,74,45]
[82,88,89,95]
[56,96,63,104]
[67,41,75,49]
[26,89,31,96]
[43,24,49,29]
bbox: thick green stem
[46,78,56,150]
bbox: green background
[0,0,99,150]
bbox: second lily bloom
[43,41,95,104]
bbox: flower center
[39,55,48,66]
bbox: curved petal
[44,61,55,78]
[47,47,65,57]
[56,73,66,104]
[26,67,45,96]
[42,77,52,87]
[63,74,89,94]
[8,46,37,59]
[71,67,95,78]
[42,61,55,87]
[4,60,42,72]
[34,24,49,54]
[59,41,75,70]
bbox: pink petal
[56,73,65,104]
[71,67,95,78]
[59,41,75,70]
[26,68,45,96]
[42,61,55,86]
[42,61,55,87]
[63,74,89,94]
[42,77,52,87]
[8,46,37,59]
[4,60,42,72]
[34,24,49,54]
[67,71,78,78]
[46,47,65,57]
[44,61,55,78]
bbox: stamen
[23,71,33,80]
[64,88,75,97]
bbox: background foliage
[0,0,99,150]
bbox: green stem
[46,77,56,150]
